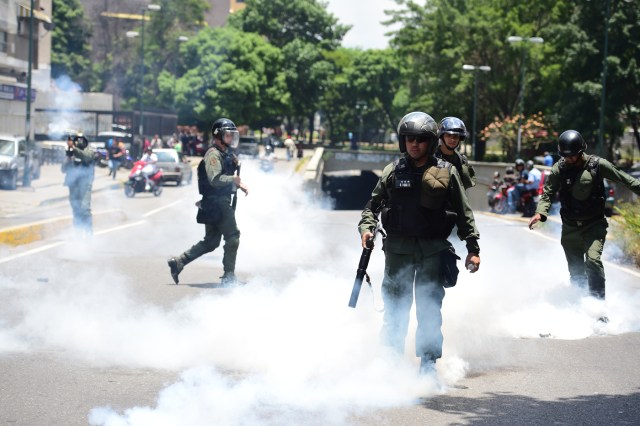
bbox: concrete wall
[308,149,637,211]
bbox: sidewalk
[0,163,125,246]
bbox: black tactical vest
[198,147,237,197]
[558,155,605,221]
[435,150,473,189]
[381,156,453,239]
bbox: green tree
[229,0,349,50]
[230,0,349,140]
[542,0,640,156]
[119,0,209,114]
[50,0,97,90]
[320,48,402,144]
[165,27,288,129]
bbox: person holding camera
[62,134,96,237]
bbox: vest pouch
[381,205,402,233]
[440,247,461,288]
[571,169,594,201]
[196,197,222,225]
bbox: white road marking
[142,199,184,218]
[0,242,64,264]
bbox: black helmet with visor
[211,118,239,149]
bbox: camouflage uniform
[170,145,241,283]
[536,153,640,299]
[359,153,480,362]
[63,145,95,235]
[435,149,476,190]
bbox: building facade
[0,0,52,136]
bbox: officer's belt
[562,216,601,227]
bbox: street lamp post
[23,0,36,188]
[462,64,491,160]
[355,101,367,149]
[127,4,161,138]
[507,35,544,158]
[173,36,189,111]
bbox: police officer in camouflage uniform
[167,118,249,286]
[529,130,640,300]
[62,134,95,237]
[358,112,481,375]
[435,117,476,190]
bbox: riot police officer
[435,117,476,190]
[62,134,95,237]
[167,118,249,286]
[529,130,640,300]
[358,111,481,375]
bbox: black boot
[167,256,185,285]
[220,271,237,287]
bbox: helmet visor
[221,129,240,149]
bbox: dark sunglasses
[406,135,432,143]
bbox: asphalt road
[1,155,640,425]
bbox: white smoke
[1,158,639,425]
[47,75,84,137]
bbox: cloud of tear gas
[47,75,83,137]
[2,159,640,423]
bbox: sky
[324,0,402,50]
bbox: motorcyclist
[507,158,529,212]
[140,147,158,190]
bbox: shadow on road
[421,390,640,424]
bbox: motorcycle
[94,148,109,168]
[487,176,539,217]
[124,160,163,197]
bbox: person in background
[284,135,296,161]
[151,134,163,149]
[435,117,476,190]
[543,151,554,166]
[108,138,124,179]
[62,134,95,238]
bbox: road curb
[0,209,128,246]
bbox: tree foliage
[169,27,288,129]
[50,0,96,90]
[55,0,640,156]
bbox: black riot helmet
[396,111,438,154]
[558,130,586,157]
[438,117,467,148]
[211,118,239,149]
[73,134,88,149]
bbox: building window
[0,31,7,53]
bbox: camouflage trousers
[380,248,446,361]
[560,217,608,299]
[182,211,241,274]
[68,180,93,234]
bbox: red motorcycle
[487,175,541,217]
[124,161,163,197]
